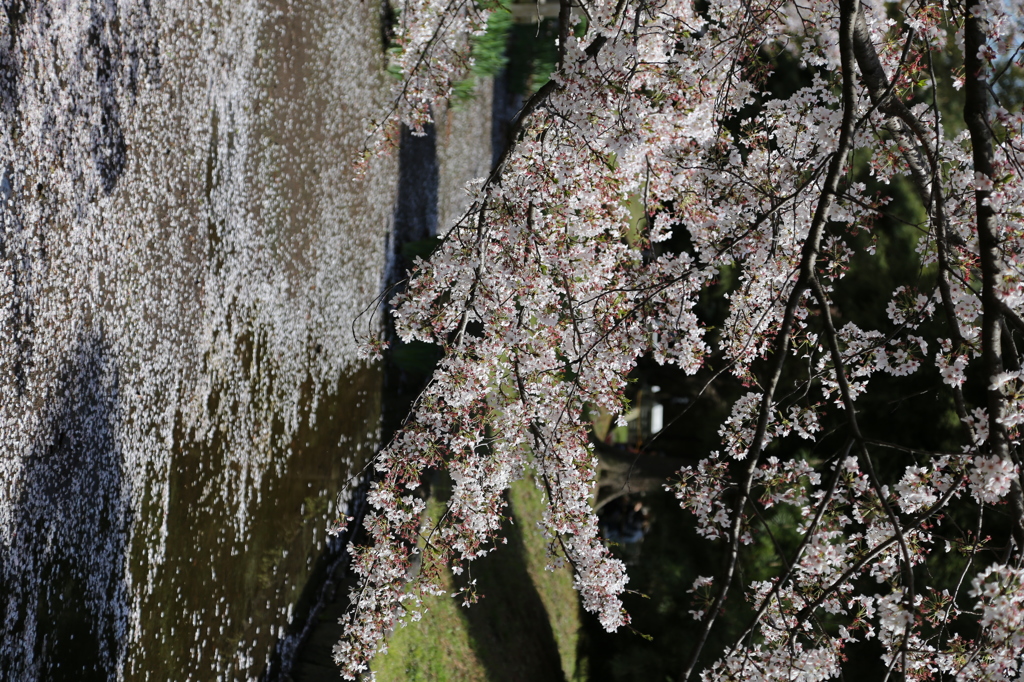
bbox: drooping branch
[681,0,861,677]
[808,275,918,676]
[851,7,974,431]
[730,443,849,653]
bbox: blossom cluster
[338,0,1024,678]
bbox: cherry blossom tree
[337,0,1024,679]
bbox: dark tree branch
[731,443,849,653]
[964,3,1024,548]
[851,8,974,433]
[680,0,860,677]
[809,275,916,678]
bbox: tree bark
[963,5,1024,548]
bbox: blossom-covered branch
[339,0,1024,679]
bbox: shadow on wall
[281,121,443,682]
[454,487,567,682]
[1,328,132,682]
[389,124,439,265]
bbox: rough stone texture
[0,1,408,679]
